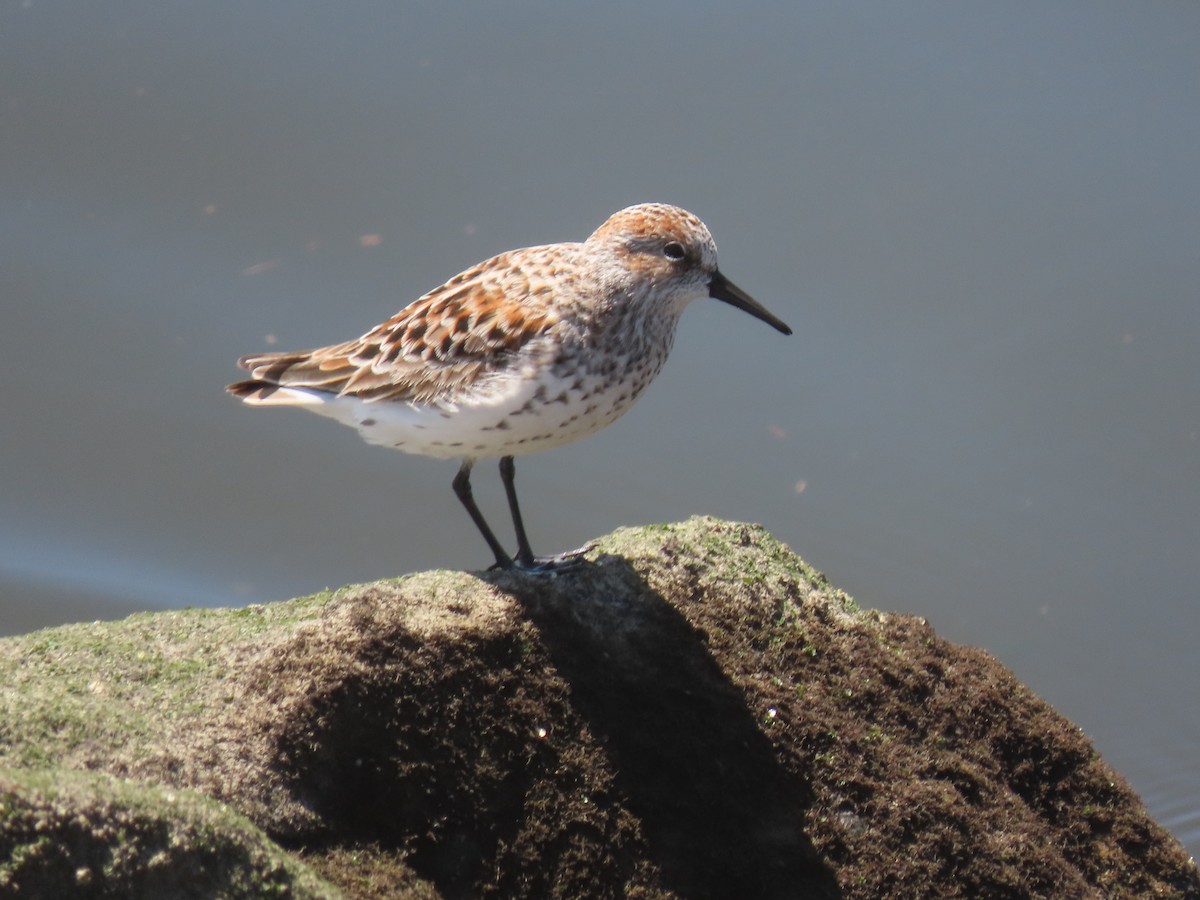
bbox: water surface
[2,2,1197,858]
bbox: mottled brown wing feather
[233,248,565,405]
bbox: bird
[228,203,791,572]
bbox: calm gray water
[3,2,1197,859]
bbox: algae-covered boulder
[0,518,1196,898]
[0,768,338,898]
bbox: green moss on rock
[0,518,1195,898]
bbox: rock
[0,768,338,898]
[0,517,1195,898]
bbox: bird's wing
[229,247,571,405]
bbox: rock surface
[0,518,1196,898]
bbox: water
[2,1,1197,859]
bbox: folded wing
[228,248,564,406]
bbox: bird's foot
[492,543,596,575]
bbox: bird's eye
[662,241,686,261]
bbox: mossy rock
[0,767,338,898]
[0,518,1195,898]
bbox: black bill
[708,270,792,335]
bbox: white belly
[266,366,646,460]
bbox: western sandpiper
[228,203,791,571]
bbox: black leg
[498,456,536,568]
[452,459,513,570]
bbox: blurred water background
[2,1,1197,858]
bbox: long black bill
[708,270,792,335]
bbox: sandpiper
[228,203,791,571]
